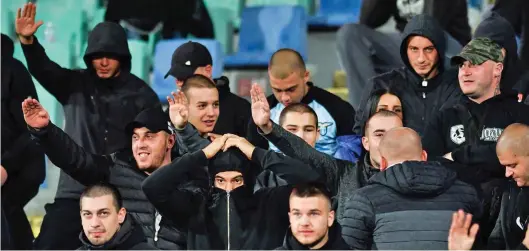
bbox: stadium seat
[246,0,313,14]
[207,7,234,54]
[309,0,362,28]
[224,5,307,69]
[128,39,150,83]
[204,0,244,29]
[152,39,224,101]
[468,0,482,10]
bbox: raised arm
[16,3,77,103]
[142,134,230,229]
[23,98,112,185]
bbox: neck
[469,82,500,104]
[309,231,329,250]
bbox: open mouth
[203,120,215,127]
[137,152,150,160]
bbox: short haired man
[448,123,529,250]
[23,99,192,249]
[251,84,403,222]
[78,184,155,250]
[251,48,355,155]
[165,41,251,137]
[277,182,348,250]
[353,14,464,136]
[16,4,159,249]
[422,37,529,239]
[278,103,319,148]
[342,127,480,249]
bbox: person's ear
[316,127,321,141]
[167,134,176,150]
[328,210,335,227]
[421,150,428,161]
[205,65,213,77]
[117,207,126,224]
[380,156,388,171]
[494,62,504,78]
[362,136,369,151]
[303,70,310,83]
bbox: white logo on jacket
[480,127,504,142]
[450,124,466,145]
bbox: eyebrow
[272,83,297,92]
[373,129,386,134]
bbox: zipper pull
[154,211,162,242]
[422,79,428,87]
[422,92,426,99]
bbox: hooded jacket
[29,122,186,250]
[20,22,159,200]
[474,12,523,93]
[77,215,156,250]
[276,223,349,250]
[353,14,462,136]
[360,0,471,46]
[341,161,481,250]
[1,34,45,250]
[260,122,379,222]
[142,144,321,250]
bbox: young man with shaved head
[341,127,480,250]
[250,48,355,156]
[448,123,529,250]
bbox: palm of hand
[252,101,270,126]
[448,231,474,250]
[23,102,49,128]
[169,103,188,128]
[16,18,38,36]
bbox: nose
[460,65,471,76]
[101,57,109,66]
[417,51,425,63]
[90,216,102,228]
[225,183,233,192]
[505,168,514,178]
[205,106,216,117]
[300,214,310,225]
[280,93,290,104]
[294,130,304,139]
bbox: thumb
[35,20,44,30]
[38,110,47,117]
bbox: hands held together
[202,133,255,160]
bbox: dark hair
[291,182,332,206]
[80,183,123,212]
[279,103,318,126]
[181,74,216,95]
[361,87,404,135]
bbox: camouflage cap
[450,37,504,66]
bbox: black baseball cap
[164,41,213,81]
[125,106,172,135]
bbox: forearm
[176,123,210,152]
[251,148,321,184]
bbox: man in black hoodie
[341,127,480,249]
[0,33,45,250]
[422,37,529,242]
[77,183,155,250]
[353,14,463,136]
[16,3,159,249]
[276,182,349,250]
[165,41,251,138]
[337,0,470,108]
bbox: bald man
[448,123,529,250]
[249,48,355,156]
[341,127,480,250]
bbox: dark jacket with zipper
[0,34,45,250]
[20,22,159,200]
[29,122,186,250]
[360,0,471,46]
[488,181,529,250]
[77,214,156,250]
[276,223,350,250]
[353,14,462,136]
[260,122,379,222]
[341,161,481,250]
[213,76,251,137]
[142,146,321,250]
[422,92,529,244]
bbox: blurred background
[0,0,495,237]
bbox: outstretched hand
[22,98,50,129]
[15,3,43,44]
[250,83,272,134]
[167,91,189,130]
[448,210,479,251]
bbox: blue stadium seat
[224,5,307,68]
[308,0,362,28]
[152,39,224,101]
[468,0,482,10]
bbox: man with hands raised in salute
[142,80,323,249]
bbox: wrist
[174,121,187,131]
[260,121,273,134]
[18,35,34,45]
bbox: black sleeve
[340,192,375,249]
[251,148,321,184]
[359,0,397,29]
[20,38,78,103]
[247,120,270,149]
[422,111,449,158]
[1,152,45,208]
[142,150,209,229]
[28,123,112,185]
[260,122,349,196]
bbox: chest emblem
[450,124,466,145]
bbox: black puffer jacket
[276,223,349,250]
[354,14,462,136]
[29,122,185,250]
[260,122,379,222]
[341,161,481,250]
[77,215,156,250]
[20,22,159,200]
